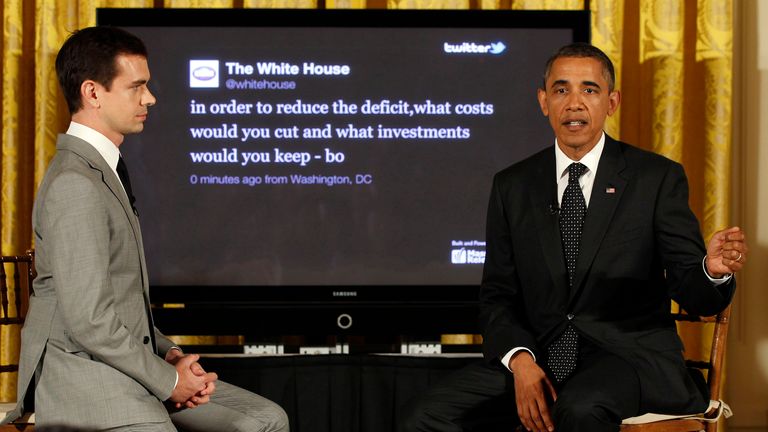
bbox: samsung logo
[333,291,358,297]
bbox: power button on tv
[337,313,353,329]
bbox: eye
[584,88,597,94]
[554,87,567,94]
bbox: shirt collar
[66,121,122,171]
[554,132,605,182]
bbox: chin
[560,134,596,148]
[559,137,587,147]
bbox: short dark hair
[542,43,616,92]
[55,26,148,114]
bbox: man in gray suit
[1,26,289,431]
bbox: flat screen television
[97,8,590,336]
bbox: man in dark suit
[402,43,747,432]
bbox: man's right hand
[510,352,557,432]
[168,354,218,408]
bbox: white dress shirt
[66,122,127,196]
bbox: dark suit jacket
[479,135,734,414]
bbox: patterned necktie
[547,162,587,383]
[116,156,138,214]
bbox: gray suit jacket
[2,134,178,429]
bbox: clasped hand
[166,349,218,409]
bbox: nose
[143,87,157,107]
[565,91,584,111]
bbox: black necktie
[547,162,587,383]
[116,156,138,214]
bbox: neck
[557,134,602,161]
[558,144,593,161]
[71,112,124,147]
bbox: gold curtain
[0,1,735,415]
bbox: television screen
[98,8,590,335]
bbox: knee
[552,397,619,431]
[259,404,289,432]
[399,396,438,432]
[231,400,289,432]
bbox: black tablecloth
[199,354,481,432]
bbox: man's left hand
[165,348,217,409]
[706,226,748,278]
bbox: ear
[607,90,621,116]
[537,87,549,117]
[80,80,100,109]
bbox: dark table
[199,353,481,432]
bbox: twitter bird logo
[489,42,506,54]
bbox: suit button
[143,336,150,344]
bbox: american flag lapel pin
[605,186,616,194]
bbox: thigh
[40,420,176,432]
[170,380,289,432]
[101,419,177,432]
[400,360,519,432]
[553,348,640,432]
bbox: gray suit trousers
[37,380,289,432]
[170,380,289,432]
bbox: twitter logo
[489,42,506,54]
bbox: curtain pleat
[591,0,624,138]
[640,0,685,162]
[510,0,582,9]
[166,0,234,7]
[326,0,367,8]
[1,0,29,402]
[696,4,732,430]
[387,0,469,8]
[697,0,732,243]
[244,0,318,6]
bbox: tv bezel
[97,7,590,337]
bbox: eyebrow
[581,80,601,88]
[550,79,602,89]
[130,79,148,86]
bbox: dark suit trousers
[400,342,641,432]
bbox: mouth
[562,119,588,131]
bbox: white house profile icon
[190,60,220,88]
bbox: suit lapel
[529,150,570,297]
[58,134,158,351]
[570,136,628,301]
[57,135,137,228]
[57,135,150,292]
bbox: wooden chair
[0,251,35,371]
[0,251,36,431]
[620,304,733,432]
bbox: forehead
[546,56,607,86]
[113,54,150,81]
